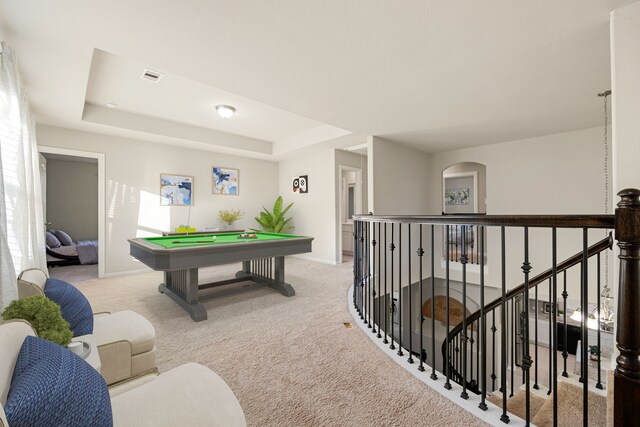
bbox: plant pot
[590,354,599,361]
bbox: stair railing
[352,189,640,426]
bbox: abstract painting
[160,174,193,206]
[444,188,469,205]
[212,167,239,195]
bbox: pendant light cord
[598,90,611,297]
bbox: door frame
[338,164,362,263]
[39,146,105,278]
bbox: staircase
[351,189,640,426]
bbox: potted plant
[254,196,294,233]
[218,209,244,230]
[2,295,73,346]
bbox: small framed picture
[212,167,239,195]
[160,174,193,206]
[292,175,308,193]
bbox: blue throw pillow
[54,230,74,246]
[4,336,112,427]
[44,278,94,337]
[45,231,61,248]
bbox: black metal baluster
[596,252,603,390]
[471,226,475,265]
[430,224,437,379]
[479,226,487,409]
[384,223,389,345]
[548,277,552,395]
[581,229,588,427]
[522,227,533,425]
[533,276,539,390]
[353,221,360,313]
[377,223,382,338]
[418,224,425,372]
[363,223,368,325]
[359,222,364,320]
[372,224,377,334]
[552,227,558,426]
[444,225,452,390]
[398,224,404,356]
[562,269,568,377]
[390,224,396,351]
[366,222,373,329]
[408,224,413,363]
[491,309,497,392]
[461,225,469,400]
[511,298,515,397]
[500,226,509,423]
[470,320,475,392]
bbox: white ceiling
[0,1,632,158]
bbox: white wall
[367,136,431,292]
[611,1,640,193]
[278,149,336,263]
[37,125,279,276]
[610,0,640,364]
[427,126,612,303]
[45,158,98,241]
[368,136,430,215]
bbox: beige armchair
[17,268,156,385]
[0,320,246,427]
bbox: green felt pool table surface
[143,232,299,248]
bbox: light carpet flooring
[53,259,487,427]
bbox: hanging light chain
[599,90,611,296]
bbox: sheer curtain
[0,42,47,309]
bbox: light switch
[129,196,136,204]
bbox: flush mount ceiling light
[105,102,118,109]
[216,105,236,119]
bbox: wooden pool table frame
[128,234,313,321]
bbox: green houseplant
[255,196,294,233]
[218,209,244,227]
[2,295,73,346]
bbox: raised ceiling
[0,1,631,157]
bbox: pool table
[128,232,313,321]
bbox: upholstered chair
[16,268,156,386]
[0,320,246,427]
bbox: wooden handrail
[353,214,615,229]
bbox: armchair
[0,320,246,427]
[17,268,156,385]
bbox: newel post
[614,188,640,426]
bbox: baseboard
[290,254,339,265]
[103,268,153,278]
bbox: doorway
[39,146,105,279]
[339,165,363,263]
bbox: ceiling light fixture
[216,105,236,119]
[105,102,117,109]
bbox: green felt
[144,232,299,248]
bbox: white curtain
[0,42,47,309]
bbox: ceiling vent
[140,69,163,83]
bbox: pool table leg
[269,256,295,297]
[159,269,208,322]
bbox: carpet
[67,258,487,427]
[486,390,546,422]
[532,381,606,427]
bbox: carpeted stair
[488,379,607,426]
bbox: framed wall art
[212,167,239,195]
[292,175,308,193]
[160,173,193,206]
